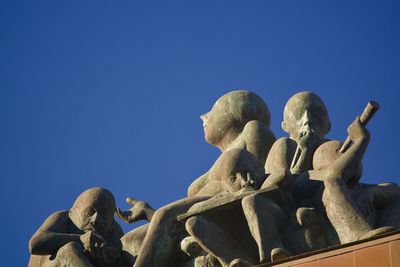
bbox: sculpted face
[201,90,271,149]
[209,148,265,193]
[69,188,116,234]
[201,96,234,147]
[282,92,330,141]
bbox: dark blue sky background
[1,1,399,265]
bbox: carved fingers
[347,117,369,141]
[116,197,153,223]
[80,230,107,256]
[80,231,120,265]
[297,131,320,152]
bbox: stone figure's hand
[80,230,107,257]
[116,197,154,223]
[297,131,320,152]
[348,117,369,142]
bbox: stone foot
[229,258,252,267]
[359,226,397,240]
[271,247,290,262]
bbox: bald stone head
[282,91,331,141]
[209,148,266,193]
[69,187,116,234]
[201,90,271,150]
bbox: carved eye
[84,207,96,217]
[229,176,236,183]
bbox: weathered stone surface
[28,91,400,267]
[28,188,125,267]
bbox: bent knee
[242,194,275,210]
[152,206,171,222]
[185,216,204,236]
[241,195,256,209]
[152,203,185,222]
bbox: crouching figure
[29,187,126,267]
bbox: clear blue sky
[1,1,399,265]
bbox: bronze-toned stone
[28,188,125,267]
[119,90,276,267]
[28,91,400,267]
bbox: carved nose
[91,212,99,223]
[301,111,310,123]
[200,113,209,127]
[300,110,314,127]
[239,173,254,187]
[90,212,106,232]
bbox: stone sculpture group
[29,91,400,267]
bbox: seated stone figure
[185,148,270,267]
[28,187,125,267]
[221,92,334,265]
[118,90,276,267]
[188,90,275,197]
[184,92,336,266]
[302,117,400,244]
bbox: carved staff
[339,100,380,153]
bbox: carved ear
[281,121,289,133]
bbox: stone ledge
[255,230,400,267]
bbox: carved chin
[205,131,223,147]
[204,133,216,145]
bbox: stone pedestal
[256,231,400,267]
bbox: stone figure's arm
[263,137,297,188]
[262,167,292,189]
[188,172,209,197]
[290,134,324,175]
[265,137,295,173]
[29,211,81,255]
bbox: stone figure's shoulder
[242,120,275,139]
[29,210,71,255]
[270,137,297,153]
[41,210,70,226]
[265,137,297,172]
[241,120,276,164]
[187,172,209,198]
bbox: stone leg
[241,194,288,263]
[322,178,372,243]
[49,241,93,267]
[133,196,209,267]
[186,215,255,267]
[121,224,149,266]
